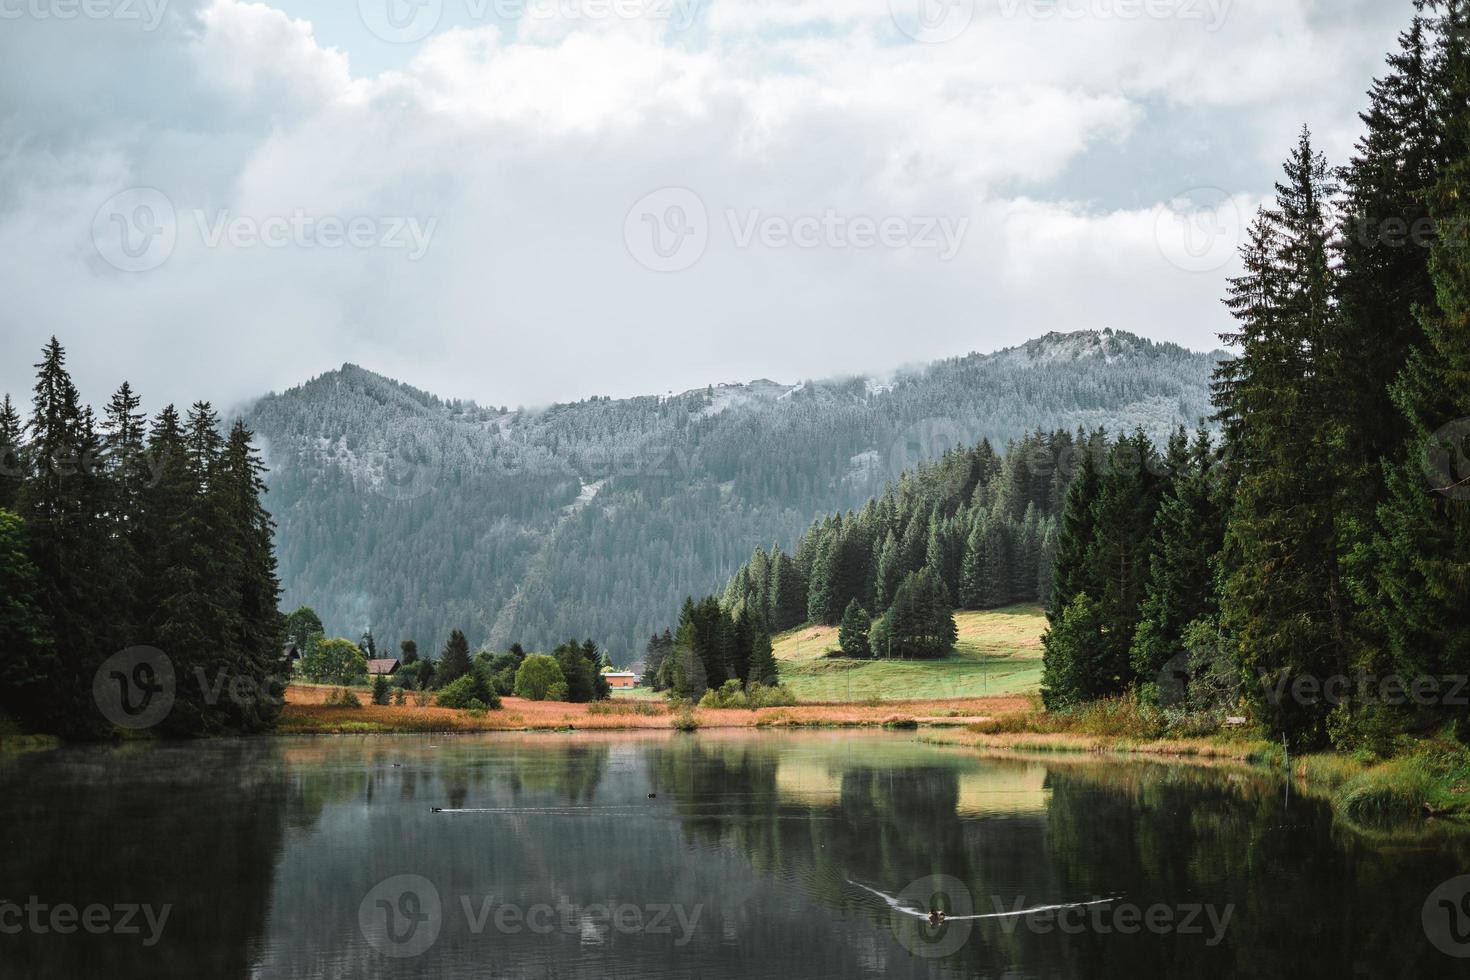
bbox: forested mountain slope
[244,329,1223,662]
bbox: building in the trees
[367,658,400,676]
[603,671,637,689]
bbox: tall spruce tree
[1367,6,1470,735]
[217,420,287,730]
[1215,129,1353,745]
[18,339,111,736]
[437,629,473,686]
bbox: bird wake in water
[846,878,1118,921]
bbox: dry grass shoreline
[277,682,1034,734]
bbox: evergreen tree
[17,339,111,737]
[884,568,956,659]
[1036,519,1059,606]
[99,383,147,643]
[583,638,611,700]
[554,639,596,703]
[1130,429,1226,683]
[1332,13,1457,542]
[1366,9,1470,733]
[674,595,729,690]
[971,512,1013,609]
[1048,432,1103,615]
[839,599,872,658]
[748,627,778,686]
[645,629,674,690]
[1215,129,1352,744]
[873,531,902,611]
[665,642,708,700]
[729,608,755,686]
[437,629,473,687]
[806,523,841,625]
[1084,431,1166,692]
[0,394,23,511]
[768,547,807,632]
[216,420,287,730]
[1041,593,1108,709]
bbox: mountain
[243,329,1225,663]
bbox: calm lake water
[2,731,1467,978]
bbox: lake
[2,731,1466,978]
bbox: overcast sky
[0,0,1415,415]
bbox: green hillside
[770,606,1045,702]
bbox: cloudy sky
[0,0,1415,414]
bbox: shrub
[437,674,502,710]
[514,654,566,701]
[393,688,407,706]
[672,708,699,732]
[747,683,798,709]
[547,681,569,703]
[324,688,362,708]
[700,680,750,709]
[883,716,919,730]
[696,681,797,710]
[372,675,391,705]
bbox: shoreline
[9,689,1469,839]
[918,726,1470,837]
[272,684,1033,735]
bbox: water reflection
[2,732,1466,979]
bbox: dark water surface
[2,731,1466,978]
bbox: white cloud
[192,0,362,110]
[0,0,1416,414]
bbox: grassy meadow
[769,605,1046,703]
